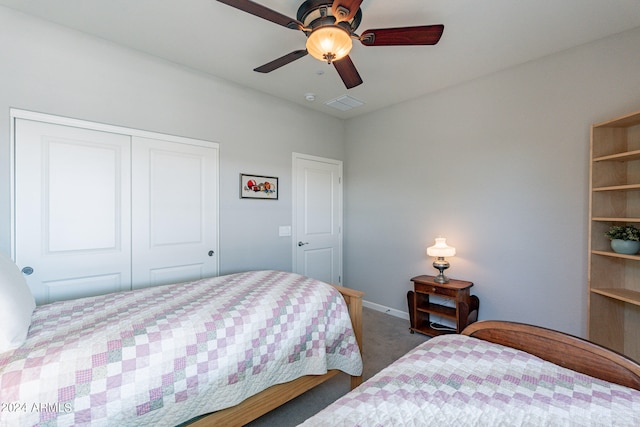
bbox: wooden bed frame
[462,320,640,391]
[186,284,364,427]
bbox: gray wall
[3,6,640,338]
[344,27,640,337]
[0,7,345,274]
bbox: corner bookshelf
[589,109,640,362]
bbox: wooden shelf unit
[589,109,640,362]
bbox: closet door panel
[131,136,218,289]
[14,119,132,304]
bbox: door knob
[21,266,34,275]
[208,250,215,256]
[298,241,309,247]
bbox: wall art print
[240,173,278,199]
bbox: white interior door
[293,153,343,285]
[14,119,132,304]
[131,136,218,289]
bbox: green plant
[605,225,640,241]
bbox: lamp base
[433,272,450,284]
[432,258,450,283]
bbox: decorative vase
[610,239,640,255]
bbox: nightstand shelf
[417,302,456,319]
[407,275,479,337]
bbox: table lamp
[426,237,456,283]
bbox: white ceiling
[2,0,640,118]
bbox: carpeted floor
[246,307,430,426]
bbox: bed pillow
[0,252,36,353]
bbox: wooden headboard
[462,320,640,391]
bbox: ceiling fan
[216,0,444,89]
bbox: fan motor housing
[297,0,362,33]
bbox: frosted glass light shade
[426,237,456,258]
[306,26,353,63]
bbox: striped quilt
[0,270,362,426]
[300,334,640,426]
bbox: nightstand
[407,275,479,336]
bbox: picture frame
[240,173,278,200]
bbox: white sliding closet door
[12,111,220,304]
[14,119,132,304]
[131,136,218,289]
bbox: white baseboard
[363,299,409,321]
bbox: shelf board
[593,183,640,192]
[593,110,640,128]
[591,288,640,307]
[592,250,640,261]
[411,322,456,337]
[592,217,640,223]
[417,304,456,320]
[593,149,640,162]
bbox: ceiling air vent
[325,95,365,111]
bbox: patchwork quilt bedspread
[300,334,640,427]
[0,270,362,427]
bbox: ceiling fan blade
[360,25,444,46]
[331,0,364,23]
[217,0,303,30]
[333,55,363,89]
[254,50,308,73]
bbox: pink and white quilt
[300,334,640,426]
[0,270,362,426]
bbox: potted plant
[605,225,640,254]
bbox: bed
[0,262,363,427]
[300,320,640,426]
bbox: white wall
[0,7,345,274]
[344,27,640,337]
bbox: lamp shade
[426,237,456,258]
[306,26,353,63]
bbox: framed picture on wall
[240,173,278,200]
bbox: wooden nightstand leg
[468,295,480,324]
[457,301,469,333]
[407,290,415,333]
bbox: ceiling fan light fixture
[306,26,352,64]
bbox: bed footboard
[187,284,364,426]
[462,320,640,391]
[332,284,364,388]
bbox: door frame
[9,108,220,279]
[291,152,343,283]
